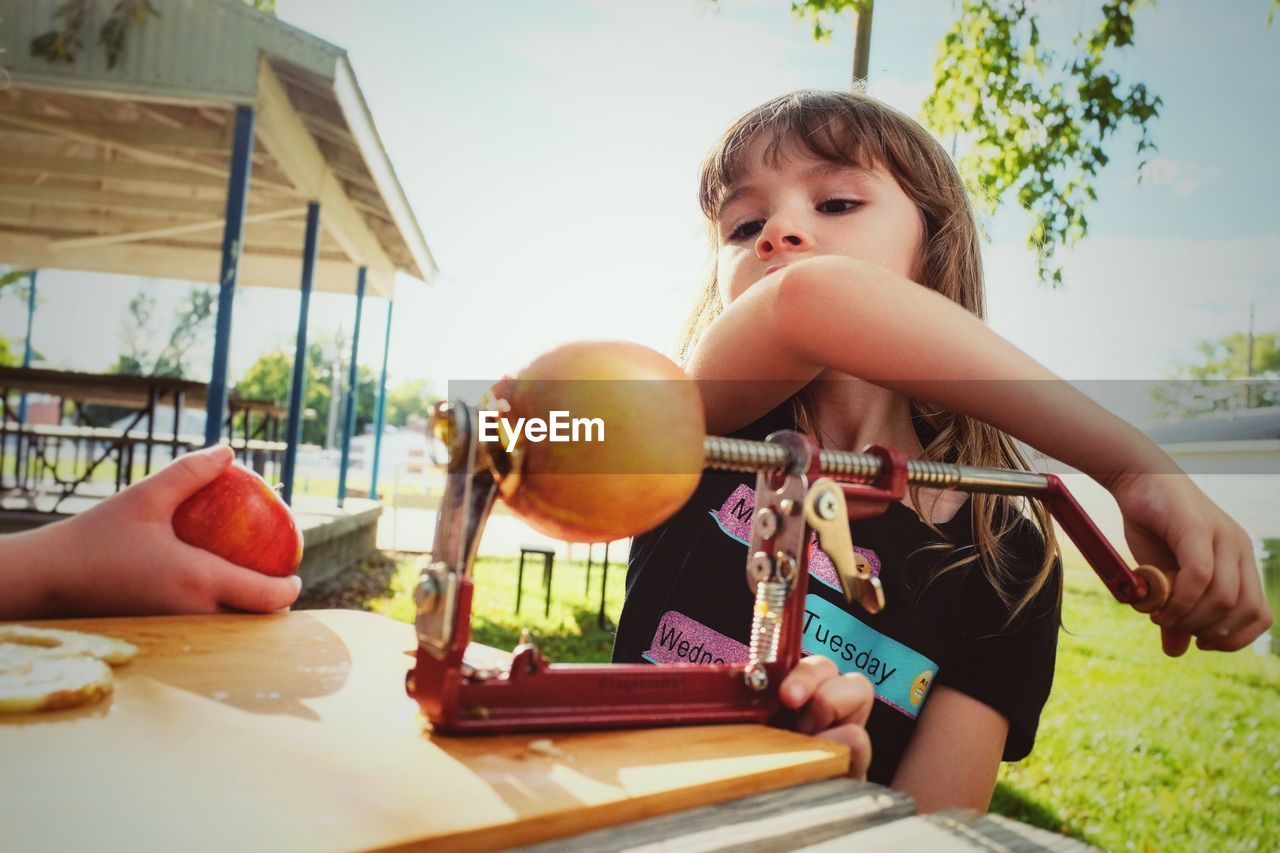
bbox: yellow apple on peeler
[491,341,705,542]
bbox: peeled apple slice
[0,624,138,665]
[0,643,115,713]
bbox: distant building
[1146,407,1280,476]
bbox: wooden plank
[149,234,348,257]
[318,138,383,187]
[0,151,230,189]
[786,813,1095,852]
[254,61,396,292]
[0,207,340,252]
[331,57,435,280]
[1,84,220,120]
[0,150,299,197]
[518,777,914,852]
[0,367,206,408]
[0,185,299,223]
[273,82,350,131]
[0,612,848,852]
[50,206,307,251]
[0,233,369,295]
[0,112,298,197]
[0,111,231,151]
[0,182,231,217]
[301,111,361,152]
[935,812,1097,853]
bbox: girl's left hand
[1110,471,1272,656]
[779,655,874,778]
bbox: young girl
[612,90,1271,811]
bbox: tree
[1152,330,1280,419]
[0,269,34,368]
[385,377,439,428]
[110,285,215,379]
[234,351,294,408]
[721,0,1275,286]
[235,334,379,447]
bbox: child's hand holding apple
[0,446,302,620]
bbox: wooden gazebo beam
[0,113,300,196]
[0,233,366,295]
[253,61,395,297]
[0,151,231,189]
[49,206,307,251]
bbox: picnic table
[0,610,1088,851]
[0,367,287,508]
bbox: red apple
[172,463,304,577]
[494,341,706,542]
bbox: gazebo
[0,0,436,508]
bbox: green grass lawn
[371,554,626,662]
[360,554,1277,851]
[993,565,1279,852]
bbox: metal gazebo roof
[0,0,436,298]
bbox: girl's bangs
[700,93,894,220]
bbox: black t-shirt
[612,406,1061,785]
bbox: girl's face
[714,138,925,305]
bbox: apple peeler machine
[406,400,1173,734]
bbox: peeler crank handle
[1042,474,1173,613]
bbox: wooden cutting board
[0,610,849,852]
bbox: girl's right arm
[688,255,1271,653]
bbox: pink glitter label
[642,610,750,665]
[710,484,882,593]
[711,483,757,542]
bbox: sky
[2,0,1278,422]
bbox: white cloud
[867,76,931,117]
[1138,158,1212,198]
[984,232,1280,382]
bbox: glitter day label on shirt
[709,484,882,592]
[801,594,938,719]
[642,610,749,665]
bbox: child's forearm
[690,255,1175,487]
[0,523,75,620]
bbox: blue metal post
[368,298,394,500]
[205,105,255,448]
[336,266,367,507]
[281,203,321,506]
[16,269,37,425]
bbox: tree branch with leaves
[715,0,1274,287]
[111,286,215,379]
[921,0,1160,286]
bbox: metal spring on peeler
[704,437,792,472]
[903,458,962,487]
[747,580,788,668]
[705,437,1049,496]
[816,449,879,479]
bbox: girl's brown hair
[680,90,1059,623]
